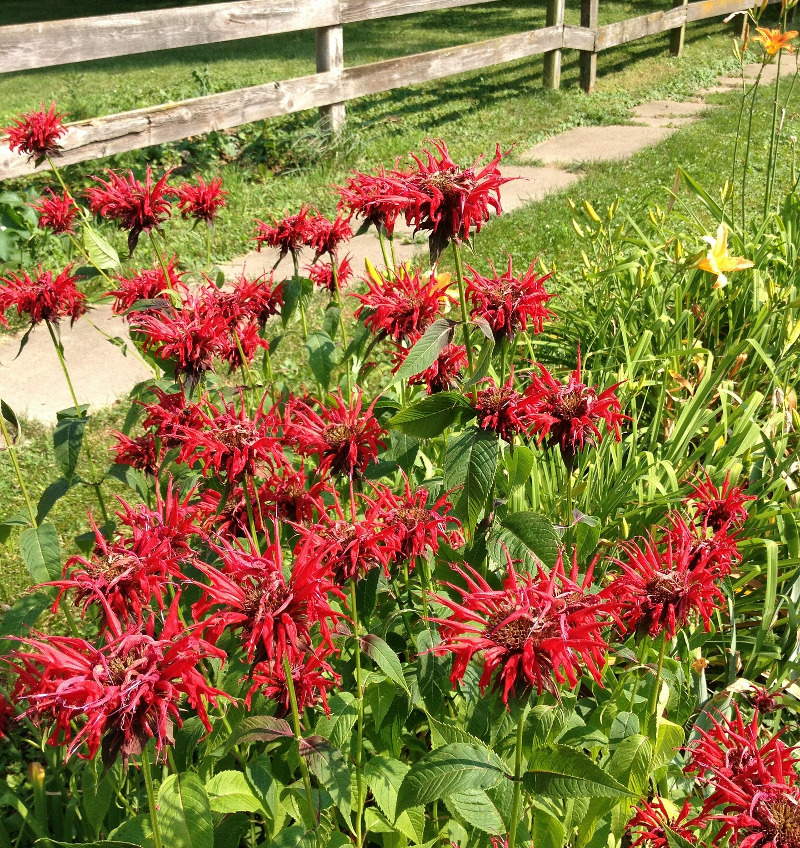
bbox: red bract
[246,652,340,716]
[337,166,418,237]
[253,204,316,259]
[191,535,340,665]
[306,254,354,292]
[86,166,173,252]
[174,175,227,224]
[685,470,755,532]
[431,554,613,703]
[226,271,284,328]
[525,356,625,464]
[604,528,726,640]
[351,265,453,341]
[419,342,469,392]
[178,392,283,483]
[627,798,699,848]
[0,265,85,327]
[31,189,79,235]
[283,389,386,479]
[473,377,531,441]
[3,103,67,159]
[9,602,225,766]
[465,256,555,341]
[112,432,160,475]
[108,255,183,316]
[309,214,353,258]
[141,385,206,450]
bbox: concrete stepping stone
[520,125,675,166]
[630,99,714,127]
[498,165,580,209]
[0,305,152,424]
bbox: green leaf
[105,815,153,847]
[81,760,114,836]
[305,331,337,390]
[281,278,313,327]
[36,477,81,524]
[38,842,142,848]
[505,444,534,490]
[205,770,263,814]
[389,431,420,472]
[606,734,652,795]
[0,399,20,447]
[652,719,684,770]
[395,743,505,815]
[53,416,87,481]
[493,511,560,569]
[444,427,499,535]
[388,392,475,439]
[314,692,358,750]
[531,806,565,848]
[300,735,352,819]
[522,746,635,799]
[19,523,61,583]
[265,824,315,848]
[213,715,293,757]
[245,756,279,825]
[445,789,504,834]
[83,225,121,270]
[393,318,455,382]
[361,634,410,693]
[664,825,696,848]
[0,592,50,644]
[157,772,213,848]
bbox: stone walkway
[1,59,793,423]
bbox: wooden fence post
[543,0,565,89]
[670,0,689,57]
[316,25,345,132]
[580,0,599,93]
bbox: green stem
[148,231,173,289]
[451,240,475,380]
[141,747,163,848]
[741,66,764,232]
[204,225,212,272]
[332,255,352,398]
[45,320,109,524]
[244,481,262,556]
[563,463,574,552]
[508,713,525,848]
[0,402,36,527]
[282,656,317,828]
[647,634,668,735]
[349,579,365,848]
[765,51,783,216]
[377,230,392,272]
[264,345,277,406]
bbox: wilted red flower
[404,139,513,260]
[404,342,467,394]
[368,480,462,564]
[31,189,79,235]
[431,553,613,703]
[283,389,386,478]
[9,601,225,766]
[86,166,174,252]
[685,470,755,532]
[174,175,227,224]
[252,204,316,259]
[473,376,531,441]
[751,686,782,714]
[192,535,341,665]
[309,214,353,258]
[627,798,699,848]
[0,265,85,327]
[604,527,726,640]
[3,103,67,159]
[525,355,625,464]
[108,255,183,316]
[351,264,453,341]
[337,166,418,237]
[306,254,353,292]
[465,256,555,341]
[246,652,340,716]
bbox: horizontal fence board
[685,0,779,21]
[0,0,338,74]
[562,25,596,51]
[595,6,688,50]
[341,0,498,23]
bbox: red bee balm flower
[337,165,419,237]
[31,189,79,235]
[306,254,354,293]
[473,377,531,441]
[351,264,453,341]
[525,355,625,464]
[3,103,67,159]
[309,214,353,258]
[86,166,173,252]
[466,256,555,341]
[9,603,225,766]
[174,175,227,224]
[253,204,316,259]
[108,255,183,316]
[246,652,340,716]
[431,555,613,703]
[627,798,700,848]
[283,389,386,478]
[685,470,755,532]
[403,342,467,394]
[0,265,85,327]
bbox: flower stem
[349,579,365,848]
[148,231,173,289]
[647,633,668,735]
[282,656,317,827]
[451,240,475,380]
[140,747,163,848]
[204,225,212,273]
[332,255,352,398]
[45,320,109,524]
[508,713,526,848]
[0,401,37,527]
[377,230,392,273]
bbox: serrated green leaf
[20,523,61,583]
[394,318,455,382]
[531,806,565,848]
[53,416,87,481]
[607,734,652,794]
[505,444,534,490]
[652,719,684,770]
[300,735,351,819]
[205,770,263,814]
[0,399,20,447]
[664,825,696,848]
[83,225,121,270]
[315,692,357,749]
[445,788,504,834]
[157,772,213,848]
[388,392,475,438]
[36,476,81,524]
[305,330,337,390]
[493,510,560,569]
[444,426,499,534]
[361,634,410,693]
[522,746,635,799]
[0,591,50,644]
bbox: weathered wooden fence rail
[0,0,778,180]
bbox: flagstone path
[1,58,793,423]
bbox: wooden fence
[0,0,777,181]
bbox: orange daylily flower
[753,26,799,57]
[694,223,754,289]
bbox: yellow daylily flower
[695,223,754,289]
[753,26,799,57]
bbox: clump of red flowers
[405,342,468,394]
[31,189,79,235]
[0,265,85,327]
[685,470,755,532]
[307,254,353,292]
[86,166,174,252]
[627,797,699,848]
[3,103,67,160]
[253,204,316,261]
[108,255,183,316]
[174,175,227,225]
[473,376,531,441]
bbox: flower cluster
[0,265,86,327]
